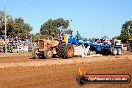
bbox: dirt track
[0,51,132,88]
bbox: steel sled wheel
[44,48,53,59]
[32,48,40,59]
[57,43,63,58]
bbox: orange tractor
[32,36,74,59]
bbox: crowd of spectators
[0,35,32,53]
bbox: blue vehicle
[63,31,122,56]
[89,39,122,55]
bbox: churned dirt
[0,51,132,88]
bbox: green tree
[83,38,88,41]
[101,35,108,39]
[0,11,32,37]
[88,37,96,42]
[63,28,73,34]
[0,11,12,35]
[9,18,32,37]
[120,20,132,42]
[40,18,69,38]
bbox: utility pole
[4,0,7,53]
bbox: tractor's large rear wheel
[32,48,40,59]
[44,48,53,59]
[62,44,74,59]
[57,43,63,58]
